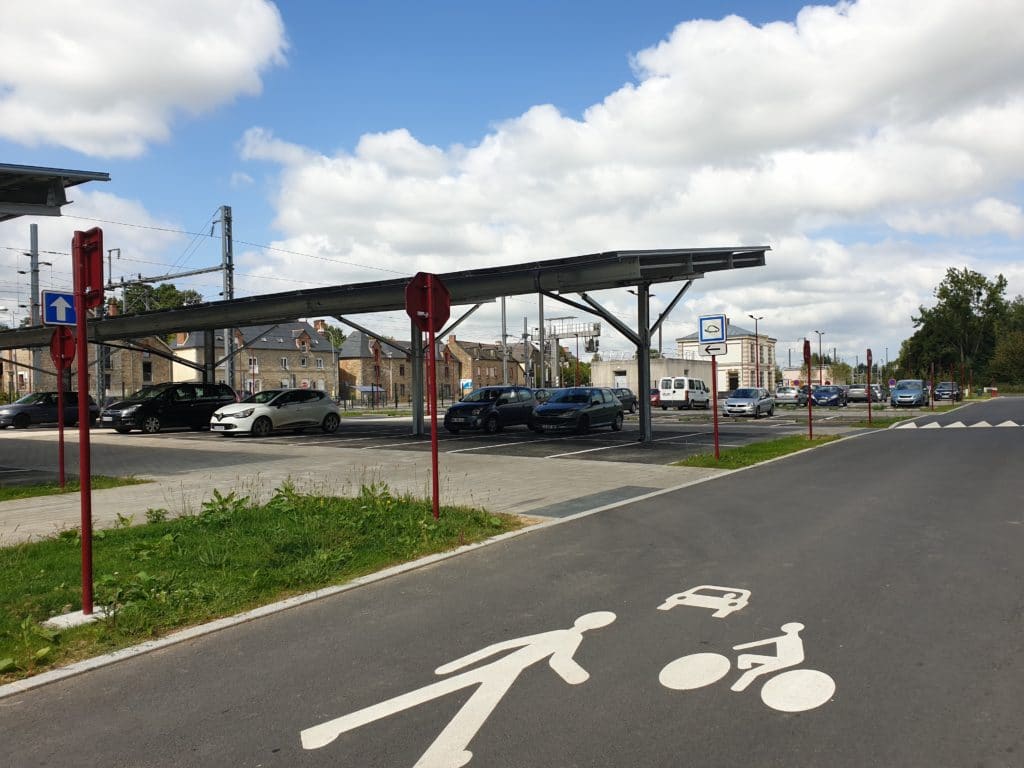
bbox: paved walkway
[0,430,727,545]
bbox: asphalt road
[2,399,1022,767]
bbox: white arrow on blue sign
[42,290,77,326]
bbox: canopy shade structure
[0,162,110,222]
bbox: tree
[901,267,1008,378]
[318,322,347,350]
[987,330,1024,384]
[116,283,204,314]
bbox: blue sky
[2,0,1022,364]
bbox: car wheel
[13,413,31,429]
[114,427,132,434]
[629,403,637,414]
[446,426,461,434]
[483,414,501,434]
[140,415,162,434]
[321,413,340,433]
[754,406,761,419]
[251,416,273,437]
[611,412,624,431]
[768,405,775,416]
[661,405,668,411]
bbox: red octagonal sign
[405,272,451,333]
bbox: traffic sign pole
[711,356,720,460]
[804,339,813,441]
[426,277,440,520]
[50,327,76,488]
[866,348,873,426]
[72,229,102,615]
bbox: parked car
[934,381,962,401]
[722,387,775,418]
[0,391,99,429]
[811,385,848,407]
[890,379,929,408]
[774,386,807,406]
[444,386,537,433]
[100,382,238,433]
[529,387,624,433]
[531,388,560,404]
[847,383,884,403]
[657,376,711,410]
[613,387,638,414]
[649,388,661,407]
[210,388,340,436]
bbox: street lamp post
[813,330,826,385]
[748,314,763,387]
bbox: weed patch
[0,482,521,683]
[675,434,840,469]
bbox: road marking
[301,611,616,764]
[446,436,567,453]
[543,431,709,458]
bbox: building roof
[680,323,776,341]
[338,331,442,360]
[173,321,334,352]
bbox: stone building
[678,322,778,391]
[171,321,338,396]
[445,335,538,392]
[337,331,454,405]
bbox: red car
[650,388,661,407]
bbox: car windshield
[777,387,795,394]
[242,389,286,404]
[732,388,759,398]
[936,382,955,390]
[895,381,921,390]
[461,388,504,403]
[817,386,840,394]
[548,388,593,404]
[126,385,168,400]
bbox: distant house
[171,321,337,395]
[446,335,538,390]
[678,323,777,391]
[338,331,454,404]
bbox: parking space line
[446,435,568,453]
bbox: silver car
[722,387,775,418]
[774,386,807,406]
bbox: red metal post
[73,233,95,615]
[804,339,813,441]
[426,277,440,519]
[711,355,720,460]
[866,348,873,426]
[57,362,66,487]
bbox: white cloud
[0,1,287,157]
[237,0,1024,361]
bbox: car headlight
[121,404,139,415]
[233,408,255,418]
[0,409,11,416]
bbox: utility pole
[28,225,41,390]
[501,296,509,384]
[220,205,235,391]
[538,294,545,387]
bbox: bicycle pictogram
[658,621,835,712]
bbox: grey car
[775,386,807,406]
[0,391,100,429]
[722,387,775,418]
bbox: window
[315,358,324,369]
[142,361,153,382]
[399,384,406,397]
[248,356,259,373]
[399,364,405,376]
[280,357,289,370]
[300,357,308,368]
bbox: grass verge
[0,482,522,683]
[0,476,149,502]
[674,434,840,470]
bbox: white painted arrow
[969,421,992,428]
[945,421,966,428]
[49,295,73,322]
[920,422,941,429]
[996,420,1020,427]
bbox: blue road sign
[698,314,728,344]
[42,290,77,326]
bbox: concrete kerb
[0,432,856,700]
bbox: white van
[658,377,711,410]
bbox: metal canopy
[0,246,767,350]
[0,162,111,222]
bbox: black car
[529,387,624,434]
[810,385,848,407]
[934,381,962,401]
[444,386,537,433]
[613,387,638,414]
[100,382,237,434]
[0,391,99,429]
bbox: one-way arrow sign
[698,342,728,356]
[42,290,77,326]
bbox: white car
[210,388,340,436]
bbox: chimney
[106,298,119,317]
[314,319,327,335]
